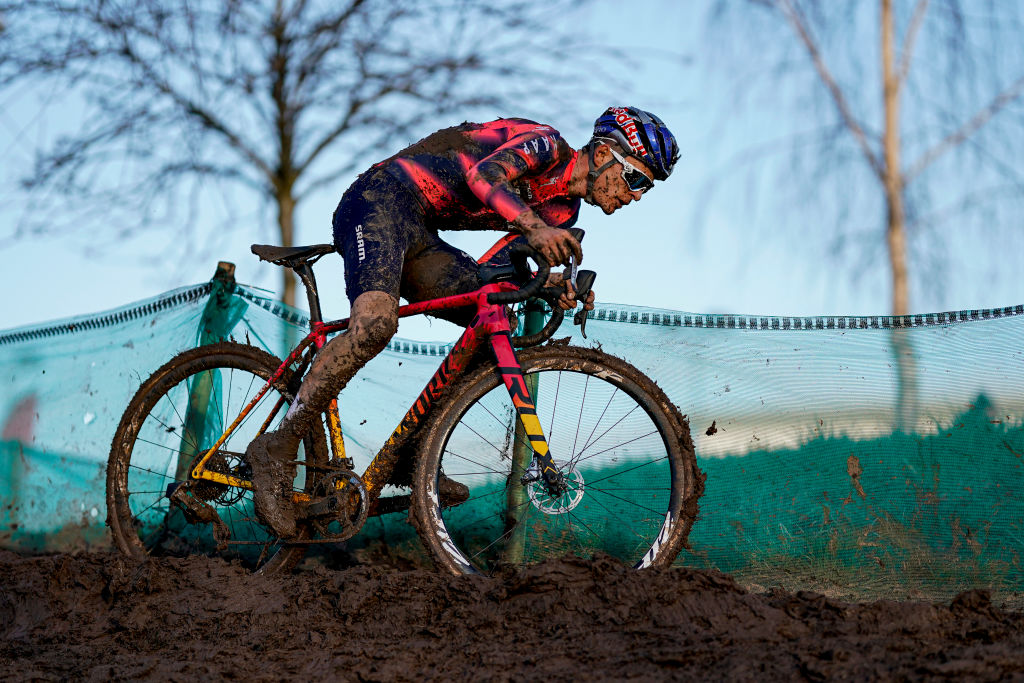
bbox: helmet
[592,107,679,181]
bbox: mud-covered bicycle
[106,231,702,574]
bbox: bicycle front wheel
[412,345,702,575]
[106,342,328,574]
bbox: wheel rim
[117,361,311,570]
[433,362,678,572]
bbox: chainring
[307,469,369,543]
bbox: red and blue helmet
[592,107,679,181]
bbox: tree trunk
[881,0,917,430]
[277,189,297,309]
[881,0,908,318]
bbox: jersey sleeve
[536,198,580,229]
[465,126,570,223]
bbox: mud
[375,124,481,166]
[3,550,1024,681]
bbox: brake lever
[572,269,596,339]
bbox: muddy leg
[249,291,399,537]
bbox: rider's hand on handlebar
[546,271,596,312]
[514,212,582,267]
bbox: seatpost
[293,263,324,325]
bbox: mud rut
[2,550,1024,680]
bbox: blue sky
[2,1,1021,342]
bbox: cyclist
[249,106,680,537]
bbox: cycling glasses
[608,147,655,194]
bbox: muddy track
[2,550,1023,681]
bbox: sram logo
[610,107,648,157]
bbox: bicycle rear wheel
[106,342,328,573]
[412,345,702,575]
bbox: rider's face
[586,144,655,215]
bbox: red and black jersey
[374,118,581,231]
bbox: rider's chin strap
[585,140,617,204]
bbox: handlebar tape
[485,243,551,305]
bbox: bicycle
[106,231,703,575]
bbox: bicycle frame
[188,270,560,508]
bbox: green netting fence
[2,268,1022,598]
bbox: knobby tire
[411,345,702,575]
[106,342,328,574]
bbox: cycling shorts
[332,168,483,324]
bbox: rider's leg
[286,290,399,437]
[249,167,412,538]
[248,291,398,537]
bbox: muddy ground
[2,550,1024,681]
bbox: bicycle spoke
[563,507,603,545]
[443,447,510,478]
[567,490,654,555]
[572,387,619,468]
[447,482,533,525]
[145,405,201,457]
[471,398,537,454]
[453,420,511,460]
[571,404,642,463]
[584,454,670,489]
[466,499,539,563]
[545,371,563,446]
[128,492,170,521]
[570,373,589,462]
[126,461,176,481]
[581,484,668,518]
[572,429,660,466]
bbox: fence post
[198,261,238,345]
[505,300,548,564]
[175,261,238,481]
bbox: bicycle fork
[480,307,565,496]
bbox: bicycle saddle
[251,243,335,268]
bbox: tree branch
[906,72,1024,182]
[778,0,884,180]
[897,0,930,87]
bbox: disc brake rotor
[528,459,584,514]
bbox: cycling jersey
[333,118,581,314]
[374,118,581,231]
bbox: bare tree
[703,0,1024,316]
[703,0,1024,428]
[0,0,601,306]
